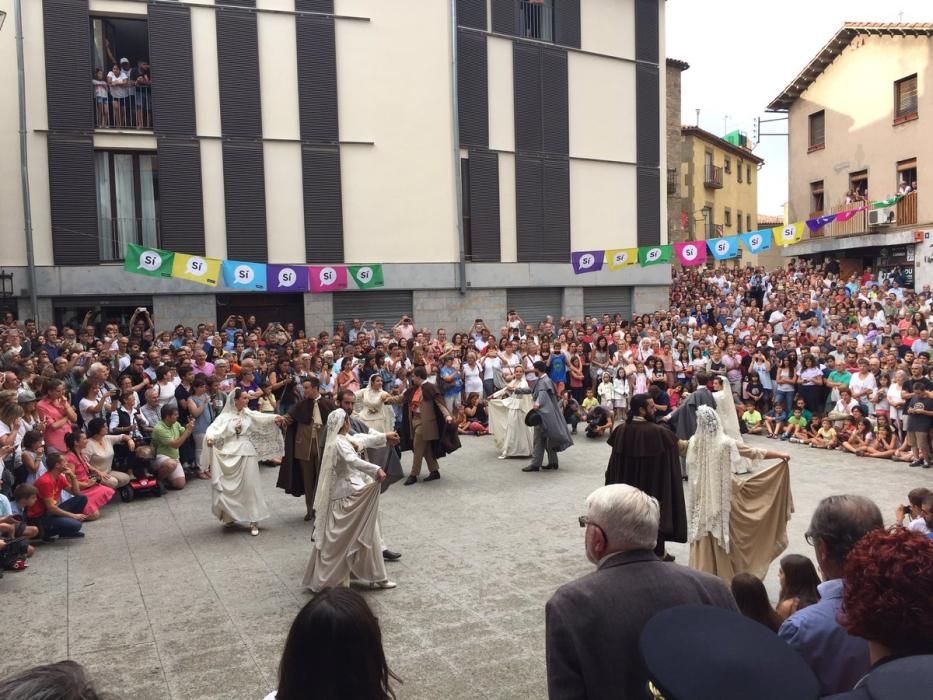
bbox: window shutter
[157,139,206,254]
[491,0,519,35]
[458,31,489,148]
[541,48,568,155]
[637,166,661,247]
[297,15,339,143]
[636,64,660,167]
[216,5,263,138]
[294,0,334,12]
[43,0,92,131]
[634,0,660,63]
[516,154,543,261]
[148,4,197,137]
[302,147,344,263]
[542,158,570,261]
[506,288,563,325]
[223,142,268,261]
[513,43,543,152]
[47,137,100,265]
[333,291,414,328]
[583,287,633,319]
[457,0,487,30]
[554,0,581,48]
[468,150,501,262]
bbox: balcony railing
[94,84,153,130]
[897,190,918,226]
[519,0,554,41]
[704,164,723,189]
[807,191,918,238]
[98,216,160,262]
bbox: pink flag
[674,241,707,267]
[308,265,348,293]
[835,206,867,223]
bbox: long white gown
[712,387,751,474]
[354,382,396,434]
[487,378,535,458]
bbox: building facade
[0,0,669,333]
[665,57,688,244]
[768,22,933,287]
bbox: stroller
[117,444,166,502]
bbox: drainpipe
[15,0,39,326]
[449,0,467,295]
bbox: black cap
[639,606,820,700]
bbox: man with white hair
[545,484,735,700]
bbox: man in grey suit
[545,484,737,699]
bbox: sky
[666,0,929,217]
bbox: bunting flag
[638,245,673,266]
[835,206,868,223]
[267,264,309,293]
[707,236,739,261]
[221,260,267,291]
[773,222,806,247]
[871,195,903,209]
[805,213,838,232]
[349,265,384,290]
[606,248,638,270]
[674,241,707,267]
[124,243,174,278]
[309,265,348,293]
[571,250,604,274]
[171,253,221,286]
[739,229,773,254]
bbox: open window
[849,170,868,202]
[90,16,152,129]
[94,151,160,261]
[810,180,825,214]
[519,0,554,42]
[896,158,917,194]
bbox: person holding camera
[895,487,932,535]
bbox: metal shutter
[223,142,268,261]
[515,154,543,262]
[157,139,206,254]
[513,43,543,152]
[554,0,581,49]
[491,0,518,35]
[295,0,334,12]
[541,48,568,155]
[542,158,570,261]
[636,63,660,167]
[583,287,633,319]
[468,150,500,262]
[458,30,488,148]
[634,0,660,63]
[457,0,487,30]
[216,5,263,138]
[303,147,344,263]
[43,0,92,131]
[148,4,197,137]
[47,137,99,265]
[296,14,339,143]
[506,288,562,326]
[332,291,414,328]
[637,166,661,247]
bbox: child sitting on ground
[808,417,837,449]
[741,403,763,435]
[764,402,787,439]
[458,393,489,436]
[782,407,809,443]
[861,424,897,459]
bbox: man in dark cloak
[277,376,335,520]
[605,393,687,560]
[516,360,574,472]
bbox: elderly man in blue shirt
[778,495,884,695]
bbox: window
[519,0,554,42]
[849,170,868,202]
[90,16,152,129]
[810,180,825,213]
[808,110,825,151]
[746,165,752,185]
[724,208,732,227]
[737,160,743,183]
[724,157,732,174]
[746,214,751,231]
[737,210,743,233]
[701,205,712,238]
[894,74,918,121]
[94,151,159,261]
[896,158,917,194]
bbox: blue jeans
[32,495,87,538]
[775,390,795,413]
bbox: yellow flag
[606,248,638,270]
[171,252,221,286]
[772,222,805,247]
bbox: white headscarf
[311,408,348,546]
[204,388,284,462]
[686,406,736,553]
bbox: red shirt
[28,472,70,519]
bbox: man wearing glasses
[545,484,735,699]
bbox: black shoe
[571,428,577,435]
[682,475,689,482]
[423,471,440,482]
[542,464,558,470]
[522,465,541,472]
[909,459,925,467]
[662,553,676,563]
[59,532,85,539]
[382,549,402,562]
[403,475,418,486]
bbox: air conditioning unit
[869,207,897,226]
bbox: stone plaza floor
[0,431,924,699]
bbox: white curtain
[94,152,113,260]
[139,155,158,248]
[113,154,138,256]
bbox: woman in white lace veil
[711,377,751,474]
[686,405,793,583]
[203,388,285,536]
[302,408,396,593]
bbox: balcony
[94,84,153,130]
[519,0,554,41]
[807,191,918,238]
[97,217,160,262]
[704,164,723,189]
[897,190,918,226]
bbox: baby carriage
[117,444,166,502]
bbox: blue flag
[706,236,739,260]
[222,260,267,290]
[739,229,774,255]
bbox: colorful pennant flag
[221,260,267,291]
[739,229,773,254]
[805,213,838,232]
[835,206,867,223]
[674,241,707,267]
[124,243,174,278]
[267,264,309,293]
[309,265,348,293]
[638,245,672,266]
[571,251,604,274]
[606,248,638,270]
[871,195,903,209]
[348,264,384,290]
[707,236,739,260]
[773,222,805,247]
[171,253,221,286]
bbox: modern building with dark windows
[1,0,670,331]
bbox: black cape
[605,420,687,543]
[276,396,335,498]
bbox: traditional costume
[277,393,335,518]
[515,374,573,468]
[355,375,400,434]
[488,376,535,458]
[712,386,751,474]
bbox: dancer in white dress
[354,375,402,434]
[202,388,286,536]
[302,409,396,593]
[712,380,752,474]
[487,365,535,458]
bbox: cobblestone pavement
[0,433,922,699]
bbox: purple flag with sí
[570,250,604,274]
[806,213,838,232]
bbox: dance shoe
[382,549,402,561]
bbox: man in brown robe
[277,376,335,520]
[605,393,687,560]
[399,367,457,485]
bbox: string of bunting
[569,196,903,274]
[123,244,385,292]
